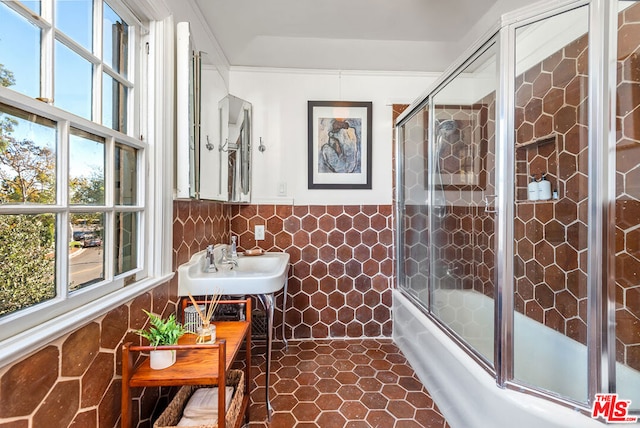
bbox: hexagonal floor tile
[242,339,450,427]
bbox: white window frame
[0,0,174,366]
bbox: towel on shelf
[181,386,235,419]
[176,416,217,426]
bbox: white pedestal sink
[177,248,290,419]
[178,249,290,296]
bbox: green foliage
[0,215,56,316]
[70,170,105,205]
[0,63,15,88]
[0,138,56,204]
[135,310,187,347]
[0,63,16,152]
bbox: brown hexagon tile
[33,380,79,428]
[316,393,343,411]
[62,323,100,377]
[0,346,59,418]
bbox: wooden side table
[121,299,252,428]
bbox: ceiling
[192,0,531,72]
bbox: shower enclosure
[395,0,640,424]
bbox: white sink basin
[178,249,290,296]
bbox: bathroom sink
[177,249,290,296]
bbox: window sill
[0,273,174,368]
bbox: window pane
[0,103,57,204]
[54,41,92,120]
[115,211,137,275]
[103,73,128,132]
[0,214,56,317]
[115,143,136,205]
[0,2,41,97]
[103,2,129,77]
[55,0,92,51]
[69,128,105,205]
[69,212,104,290]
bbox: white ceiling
[192,0,533,72]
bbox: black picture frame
[307,101,372,189]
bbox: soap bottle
[528,175,539,201]
[538,173,552,200]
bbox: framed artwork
[308,101,372,189]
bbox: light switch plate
[277,182,287,196]
[255,225,265,240]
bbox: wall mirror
[175,21,202,199]
[217,94,252,203]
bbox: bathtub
[393,289,640,428]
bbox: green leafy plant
[135,310,187,347]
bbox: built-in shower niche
[515,134,560,202]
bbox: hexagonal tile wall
[400,95,497,313]
[241,339,450,428]
[174,200,231,270]
[513,28,589,345]
[0,284,177,428]
[231,205,394,340]
[615,4,640,372]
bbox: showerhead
[436,119,458,137]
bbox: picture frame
[308,101,372,189]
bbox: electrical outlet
[255,225,265,240]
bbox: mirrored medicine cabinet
[217,94,252,203]
[175,22,252,203]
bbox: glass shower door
[429,39,498,365]
[614,0,640,410]
[512,5,590,403]
[398,105,431,308]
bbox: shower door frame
[497,0,615,409]
[395,0,627,415]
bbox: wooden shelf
[121,299,252,428]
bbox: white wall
[228,68,438,206]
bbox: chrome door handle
[483,194,497,213]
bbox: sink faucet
[204,245,218,272]
[219,247,238,268]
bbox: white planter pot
[150,349,176,370]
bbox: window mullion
[58,119,70,300]
[94,63,103,125]
[105,137,115,209]
[129,24,140,139]
[94,0,103,125]
[41,0,54,101]
[102,65,133,88]
[105,136,115,281]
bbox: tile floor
[241,339,450,428]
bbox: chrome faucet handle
[219,247,238,268]
[204,245,218,272]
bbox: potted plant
[135,310,187,369]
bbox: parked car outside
[82,234,102,247]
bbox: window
[0,0,160,343]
